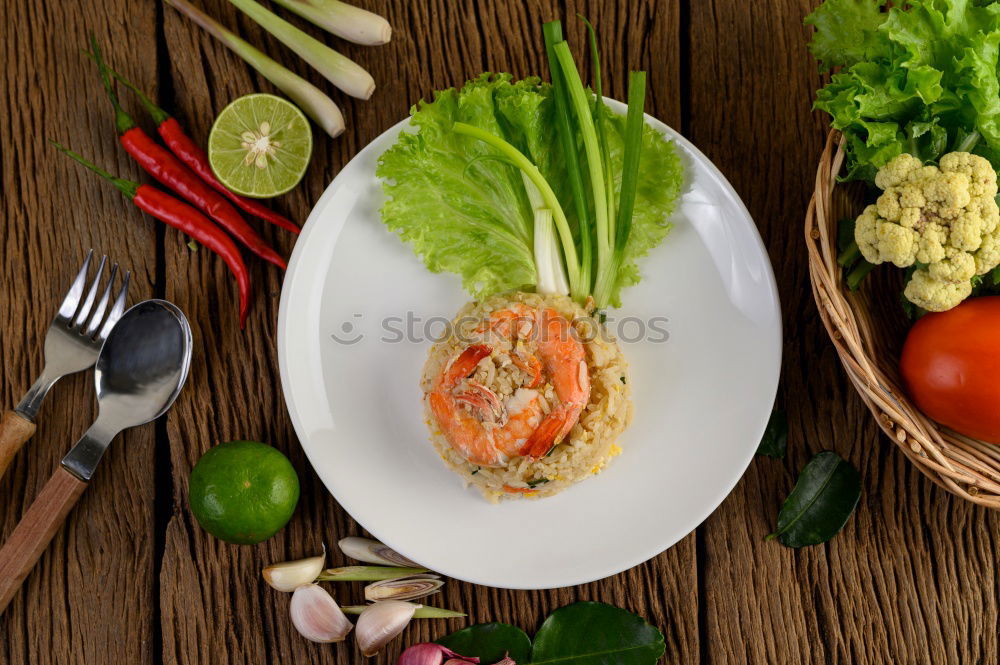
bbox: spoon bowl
[62,300,192,481]
[94,300,192,426]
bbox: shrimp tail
[513,351,543,388]
[519,409,572,459]
[439,344,492,389]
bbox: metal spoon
[0,300,192,613]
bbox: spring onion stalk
[453,121,582,299]
[340,605,466,618]
[227,0,375,99]
[316,566,429,581]
[543,209,571,295]
[534,209,567,295]
[164,0,344,137]
[521,172,570,295]
[553,40,611,278]
[580,17,617,245]
[593,71,646,308]
[543,20,592,295]
[271,0,391,45]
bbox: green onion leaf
[553,41,611,276]
[543,21,592,295]
[593,70,646,307]
[580,16,617,247]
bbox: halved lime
[208,93,312,198]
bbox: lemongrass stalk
[553,41,610,279]
[228,0,375,99]
[272,0,391,45]
[163,0,344,137]
[455,121,581,299]
[316,566,428,581]
[341,605,466,619]
[543,20,592,294]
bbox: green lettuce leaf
[377,75,536,297]
[805,0,890,68]
[808,0,1000,182]
[377,73,682,304]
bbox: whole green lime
[188,441,300,544]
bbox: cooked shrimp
[519,306,590,458]
[427,306,590,466]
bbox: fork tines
[59,249,131,342]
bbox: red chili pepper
[90,40,288,271]
[160,117,301,235]
[95,57,300,236]
[53,142,251,328]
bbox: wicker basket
[805,130,1000,510]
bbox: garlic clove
[338,536,420,567]
[263,546,326,592]
[398,643,480,665]
[355,600,419,656]
[488,657,517,665]
[364,574,443,602]
[289,584,353,643]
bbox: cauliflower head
[855,151,1000,311]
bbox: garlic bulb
[365,574,443,602]
[289,584,353,643]
[338,536,420,567]
[263,547,326,592]
[355,600,419,656]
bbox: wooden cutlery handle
[0,467,87,614]
[0,410,36,480]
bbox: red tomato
[900,296,1000,443]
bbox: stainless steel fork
[0,250,130,480]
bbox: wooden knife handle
[0,467,87,614]
[0,410,36,480]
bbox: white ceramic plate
[278,104,781,590]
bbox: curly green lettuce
[807,0,1000,182]
[376,73,683,305]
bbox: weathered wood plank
[688,1,1000,663]
[157,1,693,663]
[5,2,997,664]
[0,1,159,663]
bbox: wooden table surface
[1,0,998,663]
